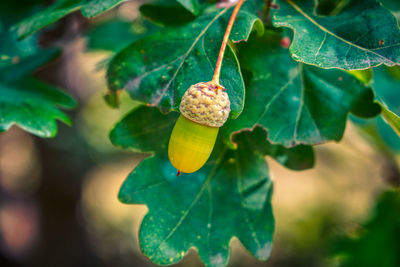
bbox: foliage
[12,0,130,39]
[2,0,400,266]
[0,1,76,138]
[222,31,380,148]
[106,2,264,117]
[272,0,400,70]
[111,106,312,266]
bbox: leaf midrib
[286,0,395,64]
[151,8,230,106]
[149,147,228,259]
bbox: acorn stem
[211,0,245,86]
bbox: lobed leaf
[177,0,201,15]
[222,31,380,148]
[86,18,161,52]
[120,143,274,267]
[1,14,77,138]
[380,104,400,137]
[371,66,400,139]
[139,0,197,26]
[107,4,264,119]
[272,0,400,70]
[380,0,400,12]
[111,106,315,266]
[110,107,178,153]
[0,78,76,138]
[12,0,129,39]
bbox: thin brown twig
[211,0,246,86]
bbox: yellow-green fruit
[168,81,231,174]
[168,115,219,173]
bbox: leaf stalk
[211,0,246,86]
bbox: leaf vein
[287,0,396,65]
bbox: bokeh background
[1,1,399,266]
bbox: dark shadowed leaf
[177,0,201,15]
[228,127,315,170]
[380,0,400,12]
[139,0,197,25]
[0,16,76,138]
[86,18,161,52]
[12,0,129,39]
[222,31,379,148]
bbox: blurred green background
[1,0,400,266]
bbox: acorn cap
[179,82,231,127]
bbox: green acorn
[168,81,230,174]
[168,0,245,175]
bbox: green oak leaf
[1,17,76,137]
[12,0,129,39]
[333,189,400,267]
[112,106,274,267]
[272,0,400,70]
[0,48,58,83]
[110,106,314,267]
[119,140,274,267]
[177,0,201,15]
[350,69,400,152]
[0,78,76,138]
[110,106,315,169]
[373,66,400,117]
[227,127,315,171]
[110,107,178,153]
[222,31,380,148]
[371,66,400,139]
[380,104,400,137]
[315,0,348,16]
[0,22,41,69]
[380,0,400,12]
[107,4,264,119]
[86,17,161,52]
[348,69,373,85]
[139,0,197,26]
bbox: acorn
[168,81,230,174]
